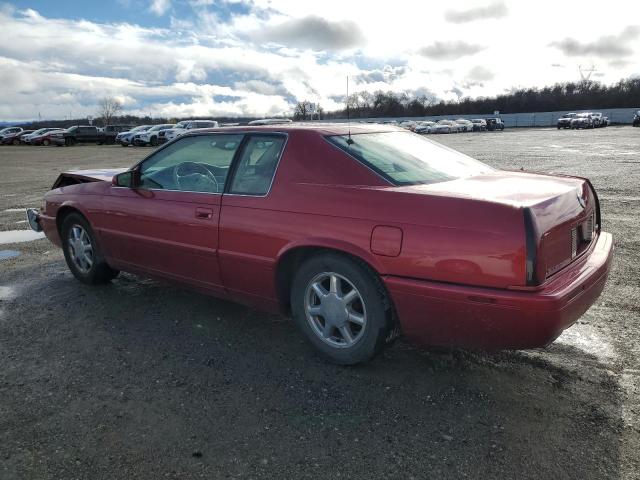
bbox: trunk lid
[398,170,600,286]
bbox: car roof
[192,122,402,136]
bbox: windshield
[130,125,149,133]
[327,131,493,186]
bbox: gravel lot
[1,127,639,479]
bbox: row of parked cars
[556,112,611,129]
[396,117,504,134]
[0,120,221,147]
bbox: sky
[0,0,638,121]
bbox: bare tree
[293,100,316,121]
[97,97,123,126]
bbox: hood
[52,168,128,188]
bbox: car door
[218,134,287,309]
[97,133,244,294]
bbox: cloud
[550,26,640,58]
[466,65,495,83]
[417,41,485,60]
[253,15,365,51]
[445,1,508,23]
[150,0,171,16]
[356,65,407,84]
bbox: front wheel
[150,136,158,146]
[42,139,50,146]
[61,213,119,285]
[291,253,394,364]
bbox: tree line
[299,77,640,120]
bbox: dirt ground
[1,127,638,479]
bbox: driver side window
[139,134,243,193]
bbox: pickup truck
[50,126,114,146]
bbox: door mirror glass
[113,171,135,187]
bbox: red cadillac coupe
[27,124,613,364]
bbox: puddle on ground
[0,230,45,244]
[0,250,21,260]
[0,286,17,301]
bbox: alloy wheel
[304,272,367,348]
[67,224,94,273]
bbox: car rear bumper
[384,231,613,350]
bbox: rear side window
[228,135,285,196]
[328,131,492,186]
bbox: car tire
[150,136,158,146]
[61,212,119,285]
[42,139,50,146]
[12,138,20,145]
[65,137,75,146]
[290,253,394,365]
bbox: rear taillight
[581,213,594,242]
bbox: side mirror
[112,170,138,188]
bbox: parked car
[485,118,505,131]
[247,118,292,126]
[470,119,487,131]
[100,125,133,144]
[432,120,457,134]
[50,125,110,146]
[455,119,474,132]
[24,124,613,364]
[0,126,23,141]
[590,113,604,128]
[570,113,594,129]
[133,124,175,146]
[29,129,65,146]
[1,129,33,145]
[22,128,59,144]
[634,111,640,127]
[162,120,220,143]
[413,121,435,134]
[116,125,152,146]
[399,121,417,131]
[557,113,577,129]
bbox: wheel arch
[273,238,387,314]
[55,202,92,236]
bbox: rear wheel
[291,253,393,365]
[42,139,50,146]
[12,138,20,145]
[61,213,119,285]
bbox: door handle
[195,208,214,219]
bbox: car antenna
[346,76,354,145]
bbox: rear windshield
[327,131,493,186]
